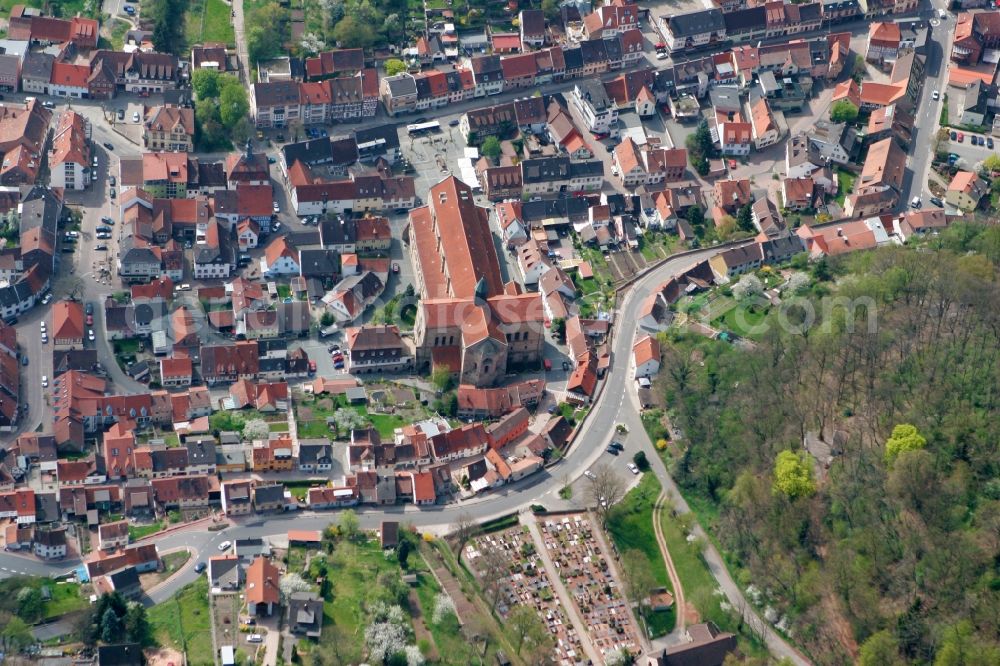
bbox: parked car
[94,244,108,251]
[101,216,113,225]
[273,201,280,213]
[606,445,620,455]
[584,470,596,480]
[21,356,28,366]
[194,561,206,573]
[110,176,116,187]
[109,188,116,199]
[218,540,232,551]
[103,142,115,150]
[85,303,93,315]
[392,263,400,274]
[41,375,48,387]
[627,463,640,475]
[929,197,944,207]
[950,131,957,140]
[989,137,995,149]
[88,330,95,342]
[117,109,125,120]
[957,132,965,142]
[132,111,140,123]
[86,313,93,325]
[448,119,460,127]
[932,89,939,101]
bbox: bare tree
[620,549,657,608]
[476,544,509,614]
[451,511,479,555]
[508,604,552,656]
[586,463,626,526]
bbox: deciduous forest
[658,223,1000,664]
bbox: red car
[86,314,93,326]
[957,132,965,142]
[308,360,317,374]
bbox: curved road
[0,244,809,664]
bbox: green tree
[396,539,411,569]
[686,205,705,229]
[150,0,186,55]
[332,15,377,49]
[859,631,904,666]
[619,550,656,606]
[1,615,33,652]
[736,203,754,232]
[384,58,407,76]
[382,13,402,42]
[338,508,359,539]
[982,154,1000,173]
[508,605,550,655]
[191,69,222,100]
[772,450,816,499]
[542,0,560,20]
[16,587,44,623]
[125,602,149,645]
[219,81,250,129]
[551,317,566,344]
[431,366,453,392]
[101,607,124,644]
[830,99,859,124]
[935,622,1000,666]
[320,311,335,327]
[481,136,502,161]
[247,2,291,64]
[884,423,926,464]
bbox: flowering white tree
[786,272,810,294]
[405,645,425,666]
[732,274,764,301]
[279,573,311,601]
[334,408,367,434]
[365,621,407,662]
[242,418,269,441]
[299,33,326,55]
[431,593,456,624]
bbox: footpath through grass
[607,473,675,637]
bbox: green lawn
[835,170,856,207]
[369,413,406,439]
[112,339,143,356]
[607,474,676,638]
[202,0,236,45]
[320,536,409,655]
[148,577,214,666]
[287,544,308,575]
[573,273,600,295]
[276,284,292,299]
[608,474,669,588]
[712,302,770,338]
[129,521,164,541]
[268,421,290,432]
[298,420,333,438]
[44,581,87,619]
[0,0,40,12]
[109,18,130,50]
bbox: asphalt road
[906,4,954,206]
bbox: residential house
[49,111,90,191]
[298,439,334,473]
[633,335,661,379]
[98,520,130,551]
[33,527,67,559]
[246,556,280,616]
[345,325,412,374]
[51,300,84,349]
[208,555,243,591]
[945,171,988,212]
[252,484,286,512]
[662,9,727,55]
[221,480,253,516]
[144,105,195,152]
[288,592,324,638]
[844,137,906,217]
